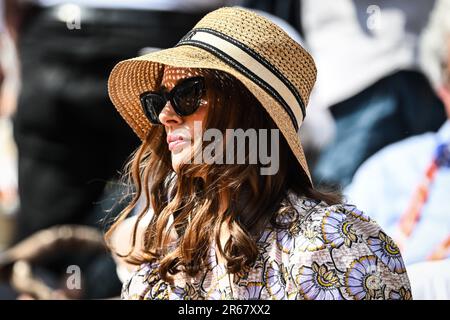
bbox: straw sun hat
[108,6,317,184]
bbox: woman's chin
[171,148,192,172]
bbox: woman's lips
[168,139,189,151]
[167,134,191,152]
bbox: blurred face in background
[438,39,450,118]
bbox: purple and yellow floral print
[121,196,411,300]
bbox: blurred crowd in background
[0,0,449,300]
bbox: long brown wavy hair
[105,68,341,283]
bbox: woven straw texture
[108,7,317,183]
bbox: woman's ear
[436,86,450,118]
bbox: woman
[106,7,411,300]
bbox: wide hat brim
[108,8,314,185]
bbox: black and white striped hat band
[177,28,306,131]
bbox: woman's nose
[158,101,183,126]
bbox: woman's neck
[217,190,231,264]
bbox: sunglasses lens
[139,78,205,124]
[172,78,205,116]
[140,93,165,124]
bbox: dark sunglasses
[139,76,206,125]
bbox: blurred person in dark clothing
[302,0,447,188]
[242,1,447,188]
[5,0,232,298]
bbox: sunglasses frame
[139,76,206,125]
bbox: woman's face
[158,67,210,172]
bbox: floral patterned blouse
[121,196,412,300]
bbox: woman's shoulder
[284,194,390,244]
[294,197,381,244]
[266,196,412,300]
[284,195,404,262]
